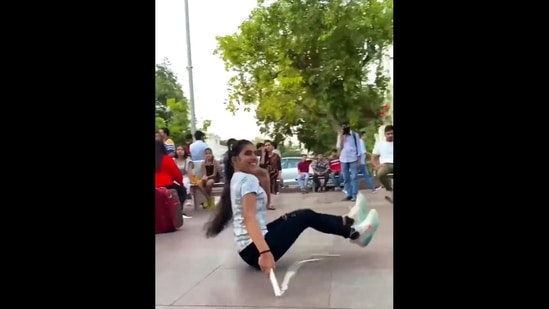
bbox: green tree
[155,59,191,145]
[215,0,393,154]
[278,142,303,157]
[199,119,212,133]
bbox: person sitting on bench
[372,125,394,204]
[312,154,331,192]
[155,140,187,214]
[329,151,341,190]
[297,155,310,193]
[200,148,220,208]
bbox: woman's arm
[201,162,207,179]
[259,149,267,168]
[242,193,270,253]
[186,159,194,177]
[165,156,183,185]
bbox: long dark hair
[155,140,168,171]
[205,139,253,238]
[174,145,189,160]
[204,147,214,164]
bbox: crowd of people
[203,139,380,275]
[156,121,392,277]
[154,128,287,219]
[155,122,393,220]
[295,123,393,203]
[155,128,223,218]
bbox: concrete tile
[330,269,393,309]
[162,306,303,309]
[156,191,394,309]
[174,263,332,308]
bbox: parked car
[281,157,311,186]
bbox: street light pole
[389,55,393,124]
[184,0,197,133]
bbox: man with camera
[335,121,362,202]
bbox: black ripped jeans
[239,209,353,269]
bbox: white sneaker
[346,192,368,223]
[350,209,379,247]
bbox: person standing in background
[336,121,362,202]
[271,142,283,191]
[190,130,209,161]
[358,131,381,192]
[158,127,175,157]
[183,133,193,158]
[155,131,163,141]
[259,140,280,209]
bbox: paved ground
[156,190,393,309]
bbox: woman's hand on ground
[258,251,276,275]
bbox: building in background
[205,133,226,159]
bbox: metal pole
[184,0,197,133]
[389,55,393,124]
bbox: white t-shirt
[231,172,268,252]
[372,141,393,164]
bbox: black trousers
[164,183,187,208]
[312,173,329,190]
[238,209,352,270]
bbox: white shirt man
[372,125,394,203]
[189,130,209,161]
[372,140,393,164]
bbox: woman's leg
[239,208,375,269]
[205,179,214,195]
[164,183,187,207]
[182,176,192,206]
[270,175,278,194]
[183,176,191,193]
[205,179,215,206]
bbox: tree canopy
[155,59,211,145]
[215,0,393,154]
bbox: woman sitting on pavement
[204,139,379,274]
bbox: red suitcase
[155,188,183,234]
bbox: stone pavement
[156,190,393,309]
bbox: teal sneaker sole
[355,192,369,223]
[359,209,379,247]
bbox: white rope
[269,254,340,296]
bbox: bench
[300,172,393,191]
[190,182,224,210]
[189,178,282,210]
